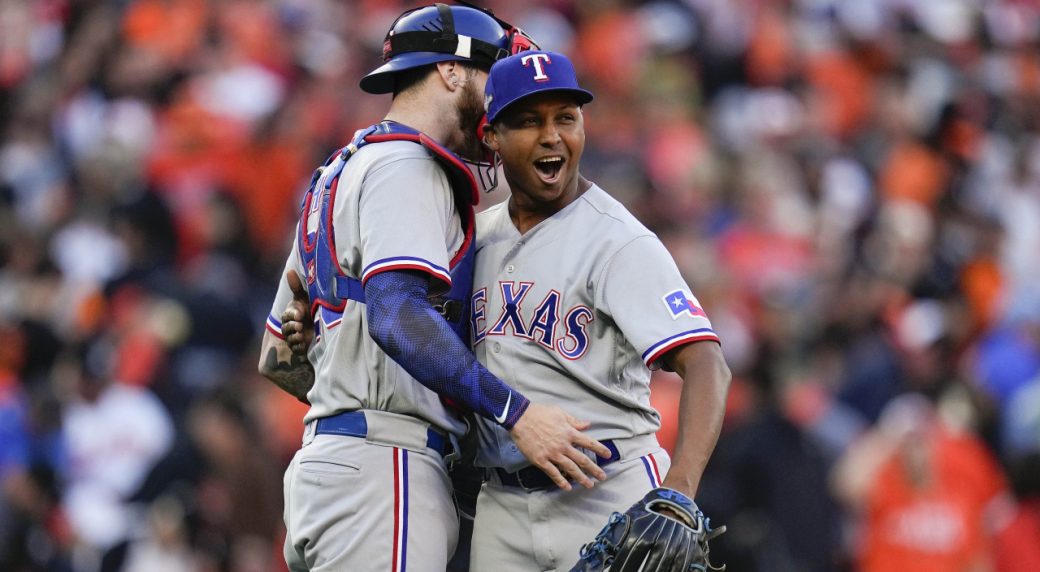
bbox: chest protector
[297,122,477,341]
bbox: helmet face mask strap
[506,26,538,55]
[436,3,455,35]
[473,150,501,194]
[465,115,500,193]
[451,0,540,55]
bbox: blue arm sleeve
[364,270,530,429]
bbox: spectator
[59,342,174,572]
[834,394,1009,572]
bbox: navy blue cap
[484,50,594,123]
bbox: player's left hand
[281,269,313,359]
[509,403,613,491]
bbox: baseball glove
[570,487,725,572]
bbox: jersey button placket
[506,264,515,273]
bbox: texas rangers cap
[485,50,594,123]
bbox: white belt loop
[302,420,317,446]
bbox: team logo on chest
[471,281,594,360]
[662,289,707,319]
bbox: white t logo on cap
[520,53,552,82]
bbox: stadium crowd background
[1,0,1039,570]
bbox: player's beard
[455,79,486,163]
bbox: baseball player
[257,8,610,572]
[469,50,732,570]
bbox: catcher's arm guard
[570,487,726,572]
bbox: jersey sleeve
[265,229,305,339]
[357,155,456,292]
[365,271,531,429]
[600,235,719,370]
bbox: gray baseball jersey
[470,183,718,472]
[267,139,467,437]
[468,183,719,570]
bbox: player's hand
[509,403,613,491]
[280,269,313,359]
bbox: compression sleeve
[365,270,530,429]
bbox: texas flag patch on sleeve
[662,289,708,319]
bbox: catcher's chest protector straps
[296,122,478,340]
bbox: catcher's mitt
[570,487,725,572]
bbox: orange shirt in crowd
[123,0,207,64]
[860,429,1008,572]
[746,6,794,87]
[805,51,872,139]
[878,138,949,208]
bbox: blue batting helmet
[360,3,537,94]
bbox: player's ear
[482,123,500,152]
[436,61,460,91]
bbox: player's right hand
[281,269,313,359]
[509,403,613,491]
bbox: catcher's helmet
[360,3,536,94]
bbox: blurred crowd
[1,0,1039,571]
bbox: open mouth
[533,156,564,184]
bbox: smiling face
[485,91,586,215]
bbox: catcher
[467,50,731,571]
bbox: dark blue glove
[571,487,726,572]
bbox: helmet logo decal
[520,53,551,81]
[484,93,493,112]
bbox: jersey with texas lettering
[471,184,719,471]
